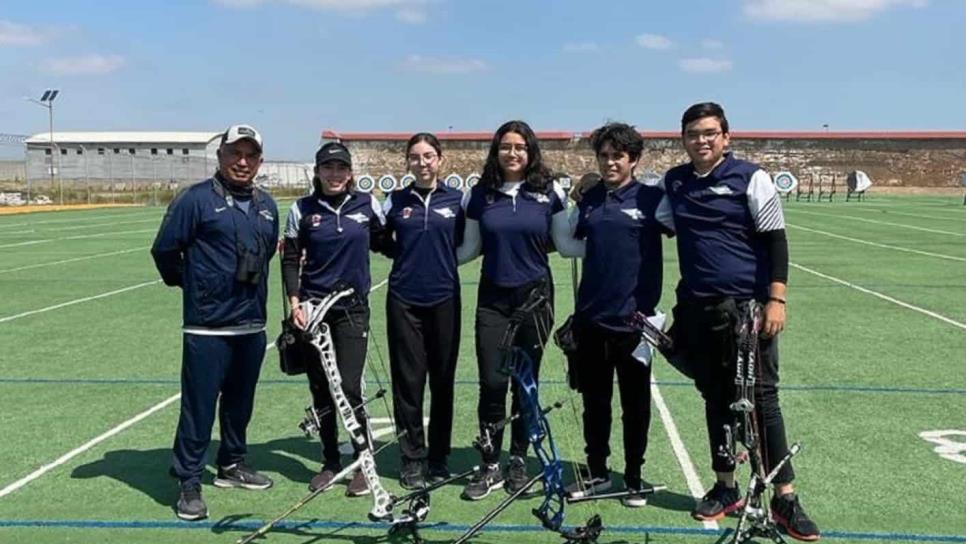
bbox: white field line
[0,393,183,499]
[0,247,149,275]
[788,209,966,237]
[791,262,966,331]
[0,280,387,499]
[0,280,161,324]
[0,228,157,249]
[43,218,161,232]
[0,210,161,230]
[787,224,966,263]
[650,375,717,530]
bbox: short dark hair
[589,122,644,162]
[405,132,442,157]
[681,102,729,134]
[480,120,551,191]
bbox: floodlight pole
[27,89,61,205]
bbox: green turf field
[0,194,964,544]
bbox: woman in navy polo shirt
[382,133,465,490]
[281,142,387,498]
[457,120,578,500]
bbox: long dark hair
[480,120,551,191]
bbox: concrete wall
[338,136,966,188]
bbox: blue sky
[1,0,962,160]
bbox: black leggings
[474,276,554,464]
[387,292,461,463]
[673,297,795,484]
[575,320,652,482]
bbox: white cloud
[635,33,672,50]
[679,57,733,74]
[399,54,487,75]
[41,54,125,76]
[562,41,599,52]
[0,20,55,46]
[702,39,724,50]
[743,0,927,22]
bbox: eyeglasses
[498,144,528,154]
[684,130,723,143]
[407,152,439,164]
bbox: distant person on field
[151,124,278,521]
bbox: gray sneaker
[213,462,273,490]
[175,481,208,521]
[461,463,504,501]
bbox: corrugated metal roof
[26,132,222,145]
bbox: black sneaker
[309,462,343,492]
[771,492,821,541]
[565,465,612,499]
[504,456,530,495]
[175,481,208,521]
[692,481,744,521]
[213,462,273,490]
[399,459,426,490]
[461,463,504,501]
[427,459,450,485]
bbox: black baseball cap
[316,142,352,167]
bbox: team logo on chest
[621,208,645,221]
[709,185,735,196]
[346,212,370,224]
[433,207,456,219]
[524,191,550,203]
[259,210,274,221]
[310,214,322,227]
[401,207,413,220]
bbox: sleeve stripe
[755,195,786,231]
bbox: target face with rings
[378,175,398,193]
[465,174,481,189]
[400,174,416,188]
[355,175,375,193]
[444,174,463,190]
[773,171,798,194]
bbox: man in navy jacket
[151,124,279,521]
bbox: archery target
[847,170,872,193]
[400,174,416,188]
[773,171,799,194]
[465,173,481,189]
[444,174,464,190]
[355,175,375,193]
[378,175,398,193]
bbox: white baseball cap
[221,124,263,152]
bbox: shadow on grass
[70,435,324,506]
